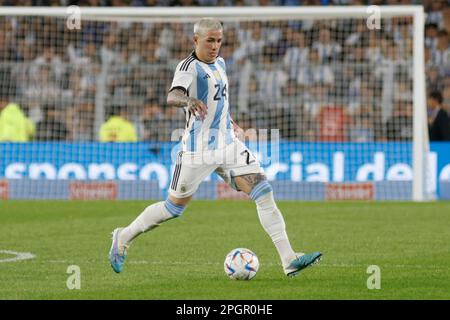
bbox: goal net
[0,6,433,201]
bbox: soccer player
[109,18,322,277]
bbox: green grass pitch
[0,200,449,299]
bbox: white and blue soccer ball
[224,248,259,280]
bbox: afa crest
[213,70,222,81]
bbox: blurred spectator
[426,66,445,93]
[244,75,264,115]
[80,63,99,99]
[283,29,309,81]
[372,106,385,142]
[393,19,414,59]
[271,80,300,139]
[394,81,413,103]
[426,0,445,30]
[35,103,69,141]
[430,30,450,76]
[303,83,330,117]
[392,17,413,46]
[141,98,164,141]
[169,0,200,5]
[427,90,450,141]
[262,21,284,47]
[312,28,342,62]
[345,20,366,46]
[68,41,100,68]
[280,0,300,4]
[160,106,185,142]
[293,104,316,141]
[23,64,62,102]
[99,104,138,142]
[196,0,221,5]
[316,105,349,142]
[442,78,450,112]
[111,0,128,6]
[254,49,288,106]
[67,101,95,141]
[279,79,302,109]
[0,99,35,142]
[101,31,120,66]
[385,101,413,141]
[365,31,383,64]
[350,113,375,142]
[270,108,297,139]
[157,23,176,61]
[425,23,439,49]
[297,48,334,87]
[234,22,266,63]
[374,40,401,122]
[222,46,253,114]
[31,46,64,82]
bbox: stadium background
[1,0,450,201]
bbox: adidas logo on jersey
[203,74,210,80]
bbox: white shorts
[169,138,264,198]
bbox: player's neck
[193,50,216,64]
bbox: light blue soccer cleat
[109,228,128,273]
[284,252,322,277]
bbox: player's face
[194,29,223,63]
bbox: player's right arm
[167,89,207,120]
[167,59,207,120]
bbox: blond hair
[193,18,223,36]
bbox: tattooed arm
[167,88,208,120]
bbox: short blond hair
[193,18,223,36]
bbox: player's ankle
[118,228,132,247]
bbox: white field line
[2,252,447,270]
[0,250,36,263]
[37,259,450,270]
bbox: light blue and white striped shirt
[170,52,235,152]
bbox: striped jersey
[169,51,235,152]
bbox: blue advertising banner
[1,142,449,199]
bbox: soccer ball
[224,248,259,280]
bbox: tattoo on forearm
[237,173,266,188]
[167,89,190,108]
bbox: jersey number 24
[213,84,227,101]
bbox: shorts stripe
[171,152,183,190]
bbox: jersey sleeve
[169,60,195,94]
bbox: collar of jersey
[192,50,217,65]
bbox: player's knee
[249,180,273,201]
[164,198,186,217]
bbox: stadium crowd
[0,0,450,142]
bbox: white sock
[119,201,178,245]
[255,191,296,268]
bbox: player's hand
[187,98,207,120]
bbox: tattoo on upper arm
[236,173,266,188]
